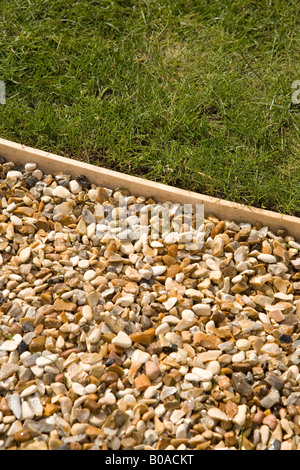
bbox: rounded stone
[111,331,132,349]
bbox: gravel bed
[0,157,299,450]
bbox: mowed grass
[0,0,299,216]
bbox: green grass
[0,0,299,216]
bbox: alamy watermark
[92,201,205,250]
[0,81,5,104]
[292,80,300,105]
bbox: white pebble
[112,331,132,349]
[257,254,277,263]
[52,186,72,198]
[25,162,37,172]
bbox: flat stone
[134,374,152,392]
[259,390,281,409]
[257,254,277,263]
[192,304,211,316]
[54,298,77,312]
[291,258,300,270]
[207,407,229,422]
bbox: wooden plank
[0,137,299,241]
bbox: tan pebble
[14,429,32,444]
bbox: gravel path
[0,157,299,450]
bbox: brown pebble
[43,403,60,416]
[29,335,46,352]
[85,425,104,437]
[253,409,265,424]
[130,328,155,345]
[168,244,178,258]
[14,429,32,444]
[100,372,119,385]
[9,323,23,336]
[0,397,11,416]
[218,375,231,390]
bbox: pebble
[52,186,72,198]
[18,246,31,263]
[257,254,278,263]
[111,331,132,349]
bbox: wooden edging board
[0,137,299,242]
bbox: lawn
[0,0,299,216]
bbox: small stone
[52,186,72,198]
[54,298,77,312]
[130,328,155,345]
[25,162,37,172]
[291,258,300,270]
[192,304,211,316]
[76,175,91,189]
[236,339,251,351]
[207,407,229,422]
[259,390,281,409]
[82,208,95,225]
[7,394,22,419]
[26,176,38,188]
[145,361,161,381]
[190,367,213,381]
[231,372,253,398]
[131,350,150,364]
[14,429,32,444]
[262,414,278,430]
[112,331,132,349]
[7,170,23,178]
[134,374,152,392]
[19,247,31,263]
[232,404,247,427]
[0,363,19,381]
[257,254,277,263]
[69,180,82,194]
[29,336,46,353]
